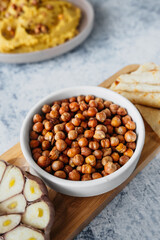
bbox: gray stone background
[0,0,160,239]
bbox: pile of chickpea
[29,95,137,181]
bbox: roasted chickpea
[81,147,92,157]
[84,129,94,138]
[119,156,129,165]
[71,141,79,148]
[75,126,83,135]
[54,170,66,179]
[102,156,113,166]
[79,101,88,111]
[93,130,105,140]
[54,131,65,141]
[59,154,69,164]
[85,155,96,166]
[111,152,120,162]
[111,116,121,127]
[50,110,59,119]
[78,137,88,147]
[71,118,81,126]
[37,156,51,168]
[122,115,131,125]
[124,148,134,158]
[59,105,69,115]
[69,102,79,112]
[69,96,77,103]
[52,160,64,171]
[44,132,54,142]
[69,158,75,167]
[54,123,65,133]
[125,120,136,130]
[42,104,51,113]
[88,107,98,117]
[89,100,98,108]
[92,172,102,179]
[104,100,112,108]
[68,130,78,140]
[97,102,104,111]
[93,150,103,159]
[61,112,71,122]
[81,174,92,181]
[30,140,39,148]
[102,148,112,156]
[55,139,67,151]
[69,170,81,181]
[116,143,127,153]
[33,152,41,161]
[103,108,111,118]
[96,124,107,133]
[42,150,50,157]
[77,95,85,102]
[63,147,70,155]
[67,147,80,158]
[117,107,127,116]
[125,131,137,142]
[42,140,50,150]
[110,137,119,147]
[104,119,111,125]
[85,95,94,103]
[83,110,89,118]
[101,170,108,176]
[117,135,125,143]
[76,166,82,173]
[73,154,84,166]
[109,104,119,114]
[64,165,73,174]
[30,131,38,140]
[33,114,42,123]
[107,125,114,134]
[96,111,106,122]
[33,122,43,133]
[80,121,87,128]
[126,142,136,150]
[95,97,103,103]
[45,113,52,120]
[115,126,127,135]
[64,122,74,133]
[52,103,61,111]
[32,148,42,154]
[88,118,97,128]
[38,135,44,143]
[44,121,53,131]
[89,141,99,150]
[65,137,72,146]
[82,164,92,174]
[104,162,117,174]
[101,139,110,148]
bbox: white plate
[0,0,94,64]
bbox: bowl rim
[20,86,145,187]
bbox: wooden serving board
[1,65,160,240]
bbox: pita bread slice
[113,90,160,108]
[136,105,160,138]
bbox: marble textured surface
[0,0,160,239]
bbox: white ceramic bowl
[20,86,145,197]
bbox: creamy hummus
[0,0,81,53]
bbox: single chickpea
[104,119,111,125]
[52,103,61,111]
[69,158,75,167]
[81,174,92,181]
[111,116,121,127]
[104,162,117,174]
[77,95,85,102]
[73,154,84,166]
[117,135,125,143]
[101,170,108,176]
[125,120,136,130]
[42,140,50,150]
[124,148,134,158]
[61,112,71,122]
[33,122,43,133]
[54,123,65,133]
[117,107,127,116]
[65,137,72,146]
[68,130,78,140]
[79,101,88,111]
[42,104,51,113]
[59,154,69,164]
[81,147,92,157]
[93,150,103,159]
[81,121,88,128]
[103,108,111,118]
[30,140,39,148]
[102,148,112,156]
[109,104,119,114]
[45,113,52,120]
[84,129,94,138]
[69,170,81,181]
[88,118,97,128]
[54,131,65,140]
[33,152,41,161]
[78,137,88,147]
[119,156,129,165]
[107,125,114,134]
[32,148,42,154]
[75,113,85,120]
[42,150,50,157]
[49,147,60,160]
[69,96,77,103]
[88,107,98,117]
[126,142,136,150]
[30,131,38,140]
[76,126,84,134]
[85,155,96,166]
[76,166,82,173]
[85,95,94,103]
[97,102,104,111]
[115,126,127,135]
[56,139,67,151]
[65,122,74,132]
[89,100,98,108]
[50,110,59,119]
[44,132,54,142]
[44,121,54,131]
[93,130,105,140]
[59,105,69,115]
[37,156,51,168]
[83,110,89,118]
[122,115,131,125]
[64,165,73,174]
[71,141,79,148]
[102,156,113,166]
[89,141,100,150]
[69,102,79,112]
[52,160,64,171]
[95,97,103,103]
[116,143,127,153]
[82,164,92,174]
[33,114,42,123]
[92,172,102,179]
[96,124,107,133]
[104,100,112,108]
[110,137,119,147]
[111,152,120,162]
[67,147,80,158]
[71,118,81,126]
[125,131,137,142]
[54,170,66,179]
[101,139,110,148]
[96,111,106,122]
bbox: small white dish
[20,86,145,197]
[0,0,94,64]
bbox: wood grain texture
[1,65,160,240]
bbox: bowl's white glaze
[20,86,145,197]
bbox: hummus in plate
[0,0,81,53]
